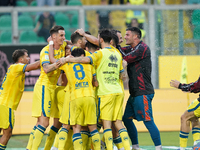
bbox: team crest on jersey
[109,54,118,63]
[45,55,49,60]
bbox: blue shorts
[123,94,154,121]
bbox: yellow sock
[32,125,46,150]
[103,128,113,150]
[0,143,6,150]
[180,131,189,148]
[91,129,101,150]
[81,130,89,150]
[26,125,36,150]
[119,128,131,150]
[65,129,73,149]
[113,136,124,149]
[53,133,59,148]
[44,126,59,150]
[58,127,69,150]
[192,127,200,142]
[87,135,92,150]
[73,133,83,150]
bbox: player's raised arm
[76,28,99,46]
[25,60,40,72]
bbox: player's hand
[56,59,62,67]
[122,60,127,68]
[47,36,52,43]
[75,28,85,36]
[170,79,180,88]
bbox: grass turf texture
[4,131,194,148]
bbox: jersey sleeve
[16,63,27,74]
[87,51,102,66]
[41,48,50,65]
[178,77,200,93]
[119,60,124,73]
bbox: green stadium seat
[37,36,46,43]
[70,14,89,29]
[65,29,72,40]
[188,0,200,4]
[55,12,70,29]
[30,0,37,6]
[0,15,12,30]
[16,0,28,6]
[0,31,12,44]
[193,26,200,39]
[19,30,38,43]
[65,10,79,17]
[18,14,34,30]
[67,0,82,6]
[192,10,200,26]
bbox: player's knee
[180,114,187,123]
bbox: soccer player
[27,25,66,150]
[0,49,40,150]
[59,48,100,150]
[170,78,200,150]
[117,27,162,150]
[60,29,131,150]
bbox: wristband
[49,41,54,45]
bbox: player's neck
[131,40,140,48]
[101,43,110,49]
[53,43,61,50]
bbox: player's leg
[0,105,14,150]
[98,95,114,150]
[122,96,140,150]
[26,124,37,150]
[44,118,61,150]
[58,124,71,150]
[72,124,83,150]
[0,127,12,150]
[81,126,90,150]
[112,124,124,150]
[137,94,162,150]
[32,114,50,150]
[180,99,200,149]
[191,117,200,145]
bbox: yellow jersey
[0,63,27,110]
[36,42,66,87]
[88,46,124,96]
[60,63,95,101]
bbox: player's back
[89,47,123,96]
[0,63,27,110]
[60,62,95,101]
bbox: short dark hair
[98,29,112,43]
[70,32,83,44]
[111,30,119,46]
[85,41,98,50]
[112,29,121,34]
[49,25,65,36]
[71,48,85,57]
[12,49,28,63]
[126,27,141,39]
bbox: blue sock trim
[37,125,46,134]
[0,144,6,150]
[81,130,90,136]
[113,136,122,144]
[103,128,112,133]
[119,128,127,134]
[73,133,82,142]
[60,127,69,133]
[192,127,200,134]
[50,126,59,133]
[91,129,98,136]
[180,131,189,138]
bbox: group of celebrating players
[0,25,165,150]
